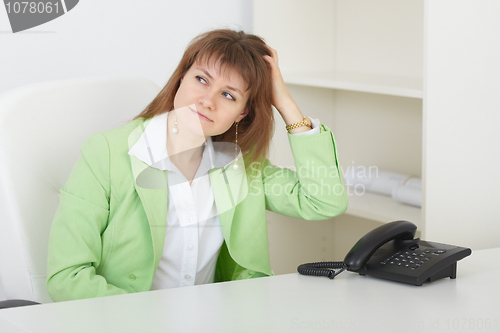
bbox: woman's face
[173,60,250,138]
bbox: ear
[235,109,249,123]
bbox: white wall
[0,0,253,94]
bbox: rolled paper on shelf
[368,171,410,196]
[402,176,422,189]
[392,184,422,207]
[344,166,422,206]
[344,166,410,196]
[343,165,375,188]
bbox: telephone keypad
[380,247,446,270]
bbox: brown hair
[135,29,274,165]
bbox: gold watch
[286,117,312,132]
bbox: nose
[199,89,216,110]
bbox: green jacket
[46,117,348,301]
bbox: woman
[46,29,348,301]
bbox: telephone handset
[298,220,472,286]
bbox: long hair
[135,29,274,165]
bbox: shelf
[345,191,421,227]
[283,70,423,99]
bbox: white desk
[1,248,499,333]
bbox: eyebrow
[196,67,244,96]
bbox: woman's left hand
[263,47,310,133]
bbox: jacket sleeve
[261,124,348,220]
[46,132,128,301]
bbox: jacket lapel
[209,160,248,246]
[210,161,273,276]
[128,120,168,272]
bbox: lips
[189,107,213,122]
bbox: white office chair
[0,76,160,308]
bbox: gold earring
[233,121,239,169]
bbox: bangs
[194,43,262,94]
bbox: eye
[222,92,236,101]
[196,76,207,84]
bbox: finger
[263,54,274,65]
[263,56,279,72]
[268,47,278,61]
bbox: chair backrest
[0,76,160,303]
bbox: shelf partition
[346,191,422,227]
[283,70,423,99]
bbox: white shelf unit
[256,0,424,227]
[282,70,424,226]
[255,0,500,274]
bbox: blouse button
[129,274,136,281]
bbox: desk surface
[1,248,499,333]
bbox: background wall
[0,0,253,94]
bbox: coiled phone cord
[297,261,347,279]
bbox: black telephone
[298,220,471,286]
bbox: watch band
[286,117,311,132]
